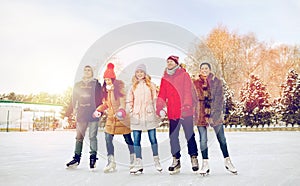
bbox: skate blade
[130,169,143,175]
[199,169,210,176]
[156,168,163,173]
[225,167,238,175]
[103,168,116,173]
[228,170,238,175]
[169,169,180,175]
[66,164,79,169]
[89,167,96,172]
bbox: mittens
[92,110,102,118]
[115,108,126,120]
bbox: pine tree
[59,87,76,129]
[223,79,240,127]
[240,74,271,127]
[271,97,284,126]
[280,69,300,126]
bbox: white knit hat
[135,64,147,73]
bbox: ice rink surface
[1,130,300,186]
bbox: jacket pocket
[130,112,140,125]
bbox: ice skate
[154,156,163,172]
[66,154,81,168]
[199,159,209,176]
[129,153,136,169]
[103,155,116,173]
[89,154,98,170]
[224,157,237,175]
[130,158,143,174]
[168,157,181,175]
[191,156,199,172]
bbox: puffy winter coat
[96,80,131,135]
[193,73,224,127]
[156,68,193,120]
[127,81,160,130]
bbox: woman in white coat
[127,64,162,174]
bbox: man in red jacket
[156,55,199,174]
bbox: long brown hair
[102,79,125,100]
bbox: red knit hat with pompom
[167,55,179,64]
[103,63,116,79]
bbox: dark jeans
[105,132,134,156]
[133,129,158,159]
[75,121,98,156]
[197,124,229,159]
[169,116,198,159]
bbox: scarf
[201,76,211,123]
[82,77,93,84]
[166,65,180,75]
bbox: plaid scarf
[202,77,211,123]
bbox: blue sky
[0,0,299,94]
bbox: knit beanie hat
[135,64,147,73]
[167,55,179,65]
[103,63,116,79]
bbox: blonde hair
[132,74,152,91]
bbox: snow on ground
[0,130,300,186]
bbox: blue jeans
[75,121,98,156]
[197,124,229,159]
[105,132,134,156]
[133,129,158,159]
[169,116,198,159]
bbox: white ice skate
[129,153,136,169]
[130,158,143,174]
[199,159,210,176]
[168,157,180,175]
[103,155,116,173]
[224,157,237,175]
[154,156,163,172]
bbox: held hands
[159,110,166,118]
[115,108,126,120]
[92,110,102,118]
[156,109,166,118]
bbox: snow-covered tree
[223,79,240,127]
[240,74,271,127]
[280,69,300,126]
[270,97,284,126]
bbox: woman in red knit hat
[93,63,135,173]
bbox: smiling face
[83,66,93,79]
[135,70,146,80]
[200,64,211,77]
[104,78,113,85]
[167,59,177,70]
